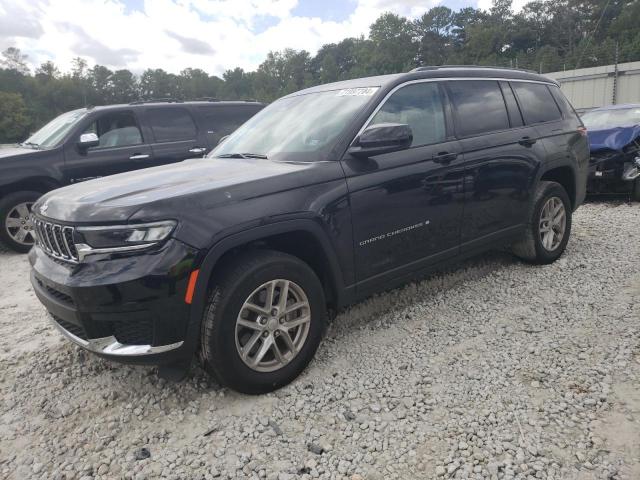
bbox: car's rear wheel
[200,250,326,394]
[512,181,572,264]
[0,191,41,253]
[632,179,640,202]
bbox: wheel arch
[185,220,350,354]
[538,164,577,210]
[0,176,62,199]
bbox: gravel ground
[1,200,639,480]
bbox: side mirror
[348,123,413,158]
[77,132,99,150]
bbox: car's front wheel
[512,181,572,264]
[200,250,326,394]
[0,191,41,253]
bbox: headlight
[74,221,176,260]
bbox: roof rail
[129,98,184,105]
[195,97,220,102]
[410,65,538,74]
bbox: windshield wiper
[20,141,40,149]
[216,152,268,159]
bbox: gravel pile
[1,201,639,480]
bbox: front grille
[112,319,154,345]
[34,219,78,263]
[52,315,88,340]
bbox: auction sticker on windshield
[337,87,379,96]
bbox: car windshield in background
[210,87,379,162]
[582,107,640,130]
[22,109,87,149]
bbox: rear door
[62,109,153,183]
[343,81,465,289]
[143,106,207,165]
[194,104,264,149]
[511,82,587,203]
[446,79,546,249]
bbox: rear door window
[369,82,446,147]
[197,105,261,145]
[147,107,197,142]
[548,85,580,120]
[447,80,510,137]
[511,82,562,124]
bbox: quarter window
[511,82,562,124]
[147,108,197,142]
[82,111,143,148]
[447,80,510,136]
[369,82,446,147]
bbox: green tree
[1,47,30,74]
[0,92,31,143]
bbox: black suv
[29,67,589,394]
[0,100,263,252]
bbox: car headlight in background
[74,220,176,260]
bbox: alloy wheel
[235,279,311,373]
[5,202,35,246]
[538,196,566,251]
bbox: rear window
[447,80,509,137]
[511,82,562,124]
[548,85,579,120]
[147,107,197,142]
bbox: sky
[0,0,512,77]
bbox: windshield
[582,107,640,130]
[210,87,379,162]
[23,109,87,149]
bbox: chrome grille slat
[52,224,68,259]
[34,218,78,263]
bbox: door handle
[432,152,458,164]
[518,136,537,147]
[129,154,150,160]
[189,147,206,154]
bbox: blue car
[581,104,640,200]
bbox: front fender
[180,218,353,359]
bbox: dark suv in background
[0,100,264,252]
[29,66,589,394]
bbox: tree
[35,61,60,79]
[369,13,417,73]
[0,92,31,143]
[1,47,29,74]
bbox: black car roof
[286,66,558,98]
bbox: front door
[342,81,465,290]
[63,110,153,183]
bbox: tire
[511,181,572,265]
[200,249,326,394]
[0,191,41,253]
[632,179,640,202]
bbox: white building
[544,60,640,111]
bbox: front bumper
[588,152,640,193]
[29,238,199,365]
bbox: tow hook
[622,156,640,181]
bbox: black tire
[0,191,41,253]
[200,250,326,394]
[511,181,572,265]
[632,179,640,202]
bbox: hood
[0,145,40,159]
[35,156,318,223]
[588,125,640,152]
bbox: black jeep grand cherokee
[30,67,589,394]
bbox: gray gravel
[1,200,639,480]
